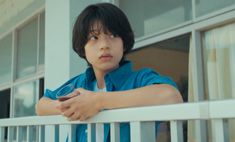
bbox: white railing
[0,99,235,142]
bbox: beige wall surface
[128,47,189,84]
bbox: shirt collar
[84,60,133,89]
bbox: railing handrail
[0,99,234,127]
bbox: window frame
[0,11,45,118]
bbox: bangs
[84,8,119,37]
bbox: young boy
[36,3,183,142]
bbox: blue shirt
[44,60,177,142]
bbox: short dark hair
[72,3,134,62]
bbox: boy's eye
[109,34,118,38]
[88,35,98,40]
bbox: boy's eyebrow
[88,30,100,35]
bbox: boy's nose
[99,36,111,50]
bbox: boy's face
[84,22,124,74]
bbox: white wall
[45,0,100,89]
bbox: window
[0,11,45,141]
[119,0,192,38]
[0,12,45,118]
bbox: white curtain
[204,23,235,100]
[204,23,235,142]
[187,35,197,142]
[188,23,235,142]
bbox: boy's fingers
[79,115,88,121]
[69,112,80,121]
[60,95,78,108]
[62,108,74,118]
[59,106,69,112]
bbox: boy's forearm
[35,97,60,116]
[98,84,183,110]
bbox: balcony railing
[0,100,235,142]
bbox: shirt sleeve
[44,82,74,100]
[137,68,177,88]
[44,89,57,100]
[43,74,84,100]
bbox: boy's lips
[99,54,113,60]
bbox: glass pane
[195,0,235,17]
[0,34,12,84]
[119,0,192,38]
[14,81,37,117]
[203,23,235,100]
[39,78,44,99]
[39,12,45,69]
[0,89,10,119]
[16,19,38,78]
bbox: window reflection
[14,81,37,117]
[16,19,38,78]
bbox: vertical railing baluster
[110,122,120,142]
[35,126,39,142]
[130,121,155,142]
[26,126,33,142]
[87,123,96,142]
[39,125,45,142]
[211,119,225,142]
[170,120,183,142]
[45,125,59,142]
[16,126,24,142]
[130,122,141,142]
[16,126,19,142]
[195,120,207,142]
[67,124,76,142]
[59,125,69,142]
[7,127,13,142]
[0,127,4,142]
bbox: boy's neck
[94,70,106,89]
[93,65,119,89]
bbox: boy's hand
[57,88,102,121]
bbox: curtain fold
[187,35,196,142]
